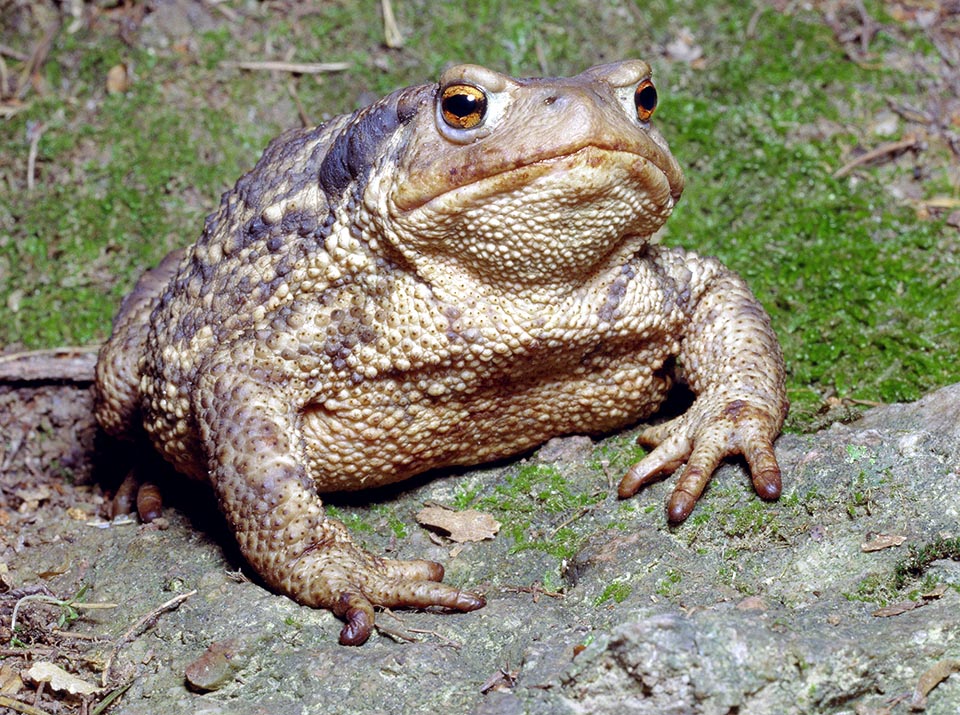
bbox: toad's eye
[440,84,488,130]
[634,79,657,122]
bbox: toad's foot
[311,536,486,645]
[200,368,485,646]
[617,398,782,523]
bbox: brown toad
[95,61,788,645]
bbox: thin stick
[0,44,29,61]
[0,346,99,382]
[26,121,45,191]
[17,20,58,100]
[287,79,311,128]
[220,60,349,74]
[101,590,196,687]
[0,694,54,715]
[381,0,403,49]
[832,135,920,179]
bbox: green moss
[480,464,597,516]
[452,482,483,510]
[2,1,957,436]
[477,464,603,560]
[845,572,899,606]
[892,537,960,590]
[594,580,632,606]
[659,7,960,428]
[655,568,683,597]
[717,500,779,538]
[372,505,409,539]
[325,506,374,534]
[0,32,259,348]
[846,536,960,606]
[588,435,648,479]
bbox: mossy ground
[2,1,957,428]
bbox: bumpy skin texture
[95,61,788,645]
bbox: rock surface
[1,382,958,714]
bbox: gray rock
[1,384,958,714]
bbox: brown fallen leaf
[872,600,918,617]
[0,661,22,695]
[106,63,130,94]
[920,583,948,600]
[416,505,500,543]
[910,658,960,710]
[861,533,907,552]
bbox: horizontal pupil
[444,93,479,117]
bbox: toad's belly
[299,355,673,492]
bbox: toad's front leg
[619,252,789,523]
[195,366,484,645]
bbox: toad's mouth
[393,144,683,214]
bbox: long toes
[637,415,684,448]
[619,432,691,498]
[743,437,782,500]
[381,558,445,583]
[666,436,727,524]
[377,579,486,612]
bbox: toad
[95,61,788,645]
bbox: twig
[374,623,419,643]
[746,4,764,38]
[17,20,59,100]
[102,590,196,687]
[502,583,564,601]
[1,55,8,100]
[479,663,519,693]
[26,121,45,191]
[549,504,594,538]
[219,60,349,74]
[0,44,29,61]
[91,682,133,715]
[832,135,920,179]
[853,0,877,56]
[0,346,99,382]
[885,98,931,125]
[286,79,311,128]
[0,694,54,715]
[405,627,462,649]
[381,0,403,48]
[10,592,117,640]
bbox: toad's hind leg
[95,248,186,438]
[196,365,484,645]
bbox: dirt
[2,372,960,714]
[2,2,960,714]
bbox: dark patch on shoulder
[237,126,328,208]
[319,85,430,202]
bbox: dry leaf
[23,661,100,696]
[15,485,51,512]
[921,583,948,600]
[910,658,960,710]
[106,63,130,94]
[0,661,23,695]
[861,533,907,552]
[416,506,500,543]
[872,600,918,617]
[66,507,90,520]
